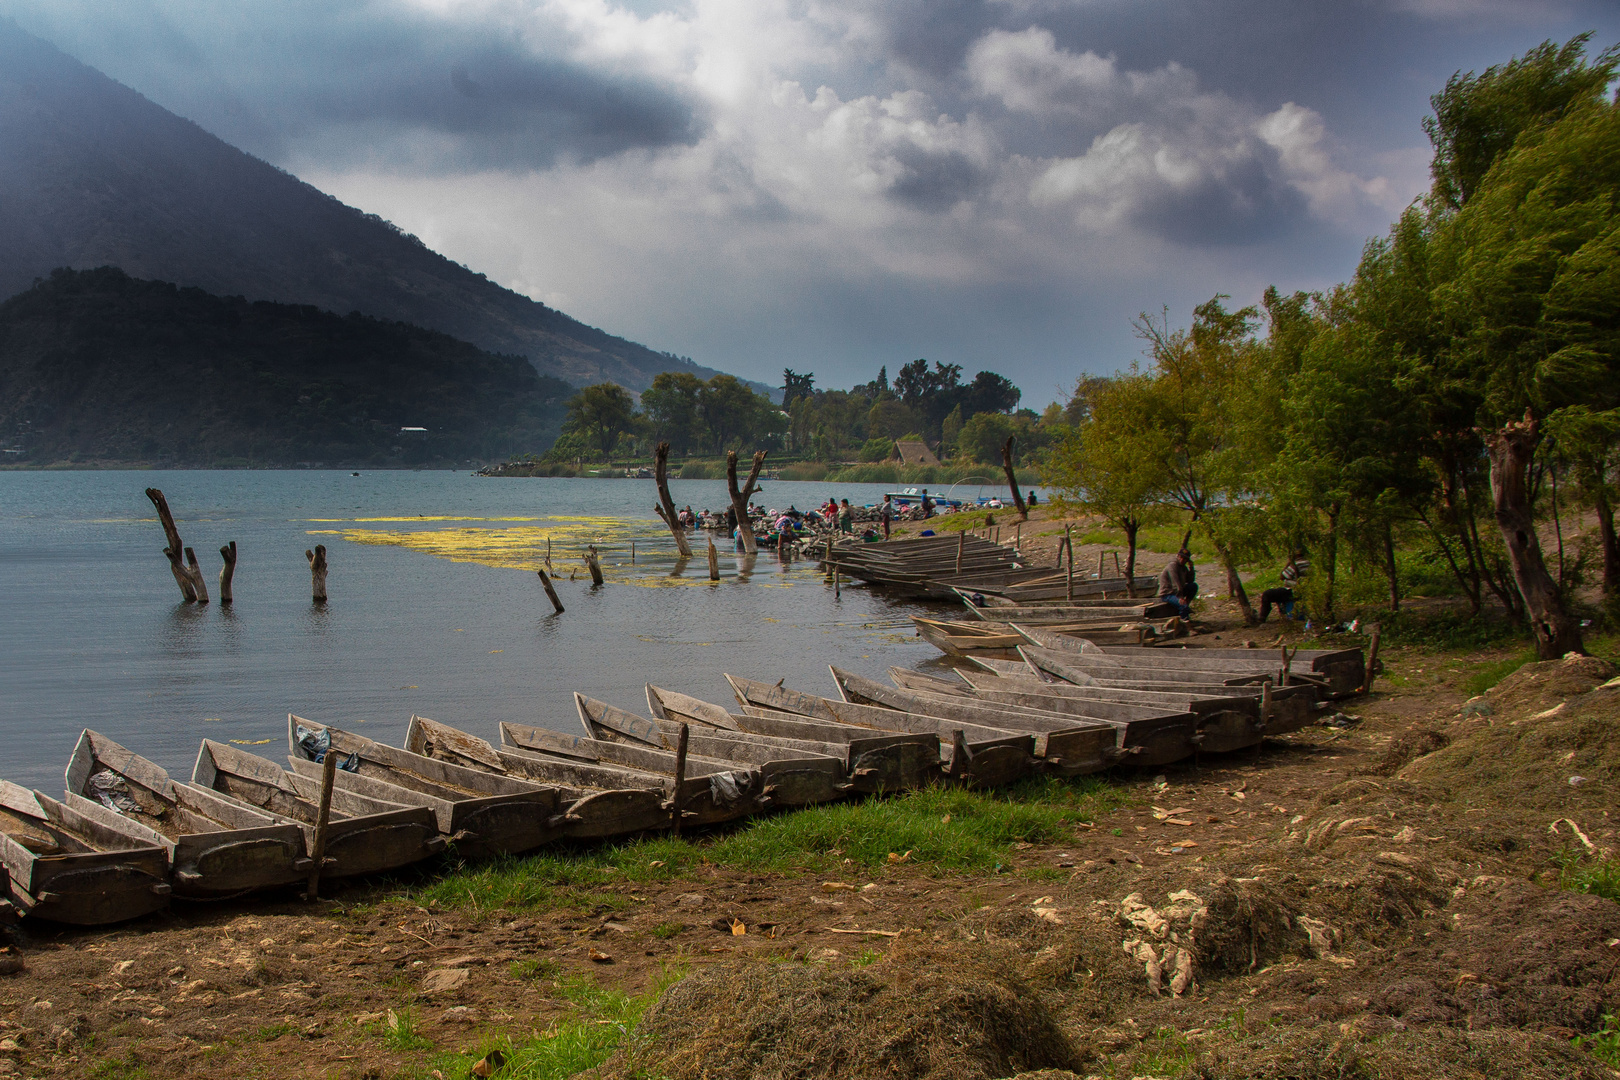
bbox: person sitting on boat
[1258,552,1308,622]
[1158,549,1194,619]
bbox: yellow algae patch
[229,738,273,746]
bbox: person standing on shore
[921,489,933,519]
[879,494,895,540]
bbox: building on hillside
[895,440,939,467]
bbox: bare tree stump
[586,547,605,586]
[726,450,768,555]
[306,545,328,603]
[537,568,565,613]
[218,541,237,604]
[707,538,720,581]
[145,488,198,601]
[184,547,210,603]
[654,442,693,558]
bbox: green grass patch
[651,921,685,939]
[1576,1014,1620,1068]
[1559,853,1620,902]
[510,957,561,980]
[1463,648,1538,697]
[406,778,1119,915]
[380,1007,433,1052]
[254,1021,299,1041]
[420,970,684,1080]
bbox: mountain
[0,19,752,396]
[0,267,572,467]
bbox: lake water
[0,471,998,791]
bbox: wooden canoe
[830,666,1172,770]
[404,716,672,839]
[578,694,847,809]
[0,780,170,925]
[502,716,758,828]
[66,729,308,897]
[646,686,940,794]
[724,674,1040,786]
[193,740,445,878]
[287,716,561,859]
[911,616,1025,658]
[1071,643,1366,697]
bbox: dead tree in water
[726,450,767,555]
[184,547,209,603]
[218,542,237,603]
[306,545,328,602]
[652,442,693,558]
[145,488,198,601]
[1000,438,1029,521]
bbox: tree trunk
[1321,507,1339,623]
[219,541,237,604]
[184,547,210,604]
[1122,518,1139,598]
[1593,481,1619,600]
[1207,533,1255,625]
[726,450,767,555]
[1484,411,1584,658]
[145,488,197,601]
[653,442,693,557]
[1382,523,1399,614]
[1000,438,1028,521]
[306,545,328,603]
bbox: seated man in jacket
[1158,549,1194,619]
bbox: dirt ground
[3,588,1619,1078]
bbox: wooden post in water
[630,540,636,564]
[834,569,841,598]
[707,538,720,581]
[653,442,693,558]
[537,569,565,613]
[218,542,236,603]
[145,488,197,601]
[546,535,552,568]
[586,547,604,586]
[184,547,209,603]
[306,749,337,901]
[671,722,690,836]
[956,530,965,573]
[306,545,328,602]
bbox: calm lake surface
[0,471,1009,791]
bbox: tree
[955,411,1017,464]
[697,375,785,453]
[564,383,637,458]
[867,399,920,441]
[959,371,1021,416]
[1424,34,1619,210]
[640,373,704,454]
[1046,374,1167,593]
[782,368,815,409]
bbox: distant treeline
[1044,36,1620,659]
[0,268,573,466]
[543,357,1071,467]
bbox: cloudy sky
[4,0,1617,403]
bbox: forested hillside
[0,268,572,466]
[0,19,744,394]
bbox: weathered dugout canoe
[193,740,445,878]
[404,716,672,839]
[503,716,758,828]
[831,666,1189,769]
[948,667,1319,734]
[646,686,940,793]
[1017,646,1274,689]
[1075,643,1367,698]
[0,780,170,925]
[66,729,307,897]
[579,695,847,809]
[724,674,1041,785]
[287,716,561,859]
[957,601,1176,622]
[992,574,1158,601]
[914,616,1148,657]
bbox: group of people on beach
[1157,547,1310,624]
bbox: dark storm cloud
[0,0,706,170]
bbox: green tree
[640,372,704,455]
[564,383,637,458]
[955,411,1018,464]
[1046,374,1167,592]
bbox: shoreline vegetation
[476,457,1044,487]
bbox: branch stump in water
[145,488,197,601]
[306,545,328,603]
[218,542,237,604]
[537,569,565,614]
[707,538,721,581]
[586,547,605,587]
[184,547,209,604]
[726,450,767,555]
[654,443,693,558]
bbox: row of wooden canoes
[1,640,1363,924]
[822,533,1162,602]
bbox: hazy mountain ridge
[0,18,749,395]
[0,267,573,466]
